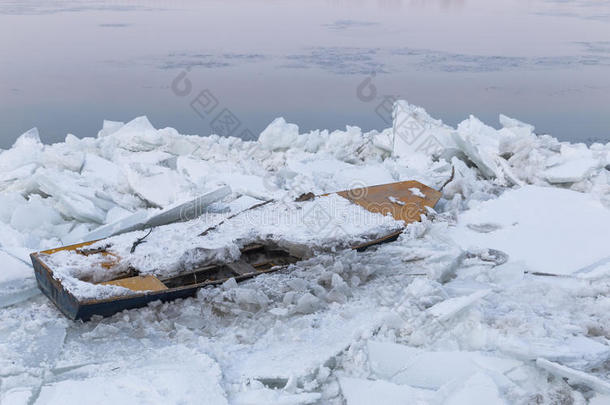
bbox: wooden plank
[39,240,99,255]
[100,275,168,292]
[351,230,403,252]
[335,180,441,224]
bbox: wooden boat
[30,180,442,321]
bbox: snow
[409,187,426,198]
[387,196,405,206]
[0,100,609,403]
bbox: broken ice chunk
[295,293,323,314]
[108,116,165,151]
[0,193,25,223]
[41,142,85,172]
[12,127,42,149]
[372,128,394,153]
[542,157,599,183]
[427,289,491,322]
[500,335,610,369]
[33,170,109,223]
[223,308,386,384]
[450,186,610,276]
[83,186,231,240]
[339,377,435,405]
[34,346,228,404]
[80,210,149,241]
[126,166,190,208]
[4,318,68,369]
[391,100,454,159]
[0,247,39,308]
[367,341,521,390]
[0,278,39,309]
[81,154,126,188]
[176,156,212,185]
[0,250,34,284]
[451,114,508,181]
[0,128,43,175]
[536,358,610,395]
[10,195,62,232]
[499,114,535,134]
[96,120,124,138]
[573,256,610,280]
[0,163,37,184]
[258,117,299,151]
[451,131,501,180]
[286,158,394,193]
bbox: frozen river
[1,0,609,147]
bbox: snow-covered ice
[35,346,228,405]
[0,100,609,404]
[449,185,610,275]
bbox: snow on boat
[30,180,441,320]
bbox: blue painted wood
[31,252,202,321]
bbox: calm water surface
[1,0,609,148]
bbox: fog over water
[1,0,609,148]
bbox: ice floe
[0,100,608,403]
